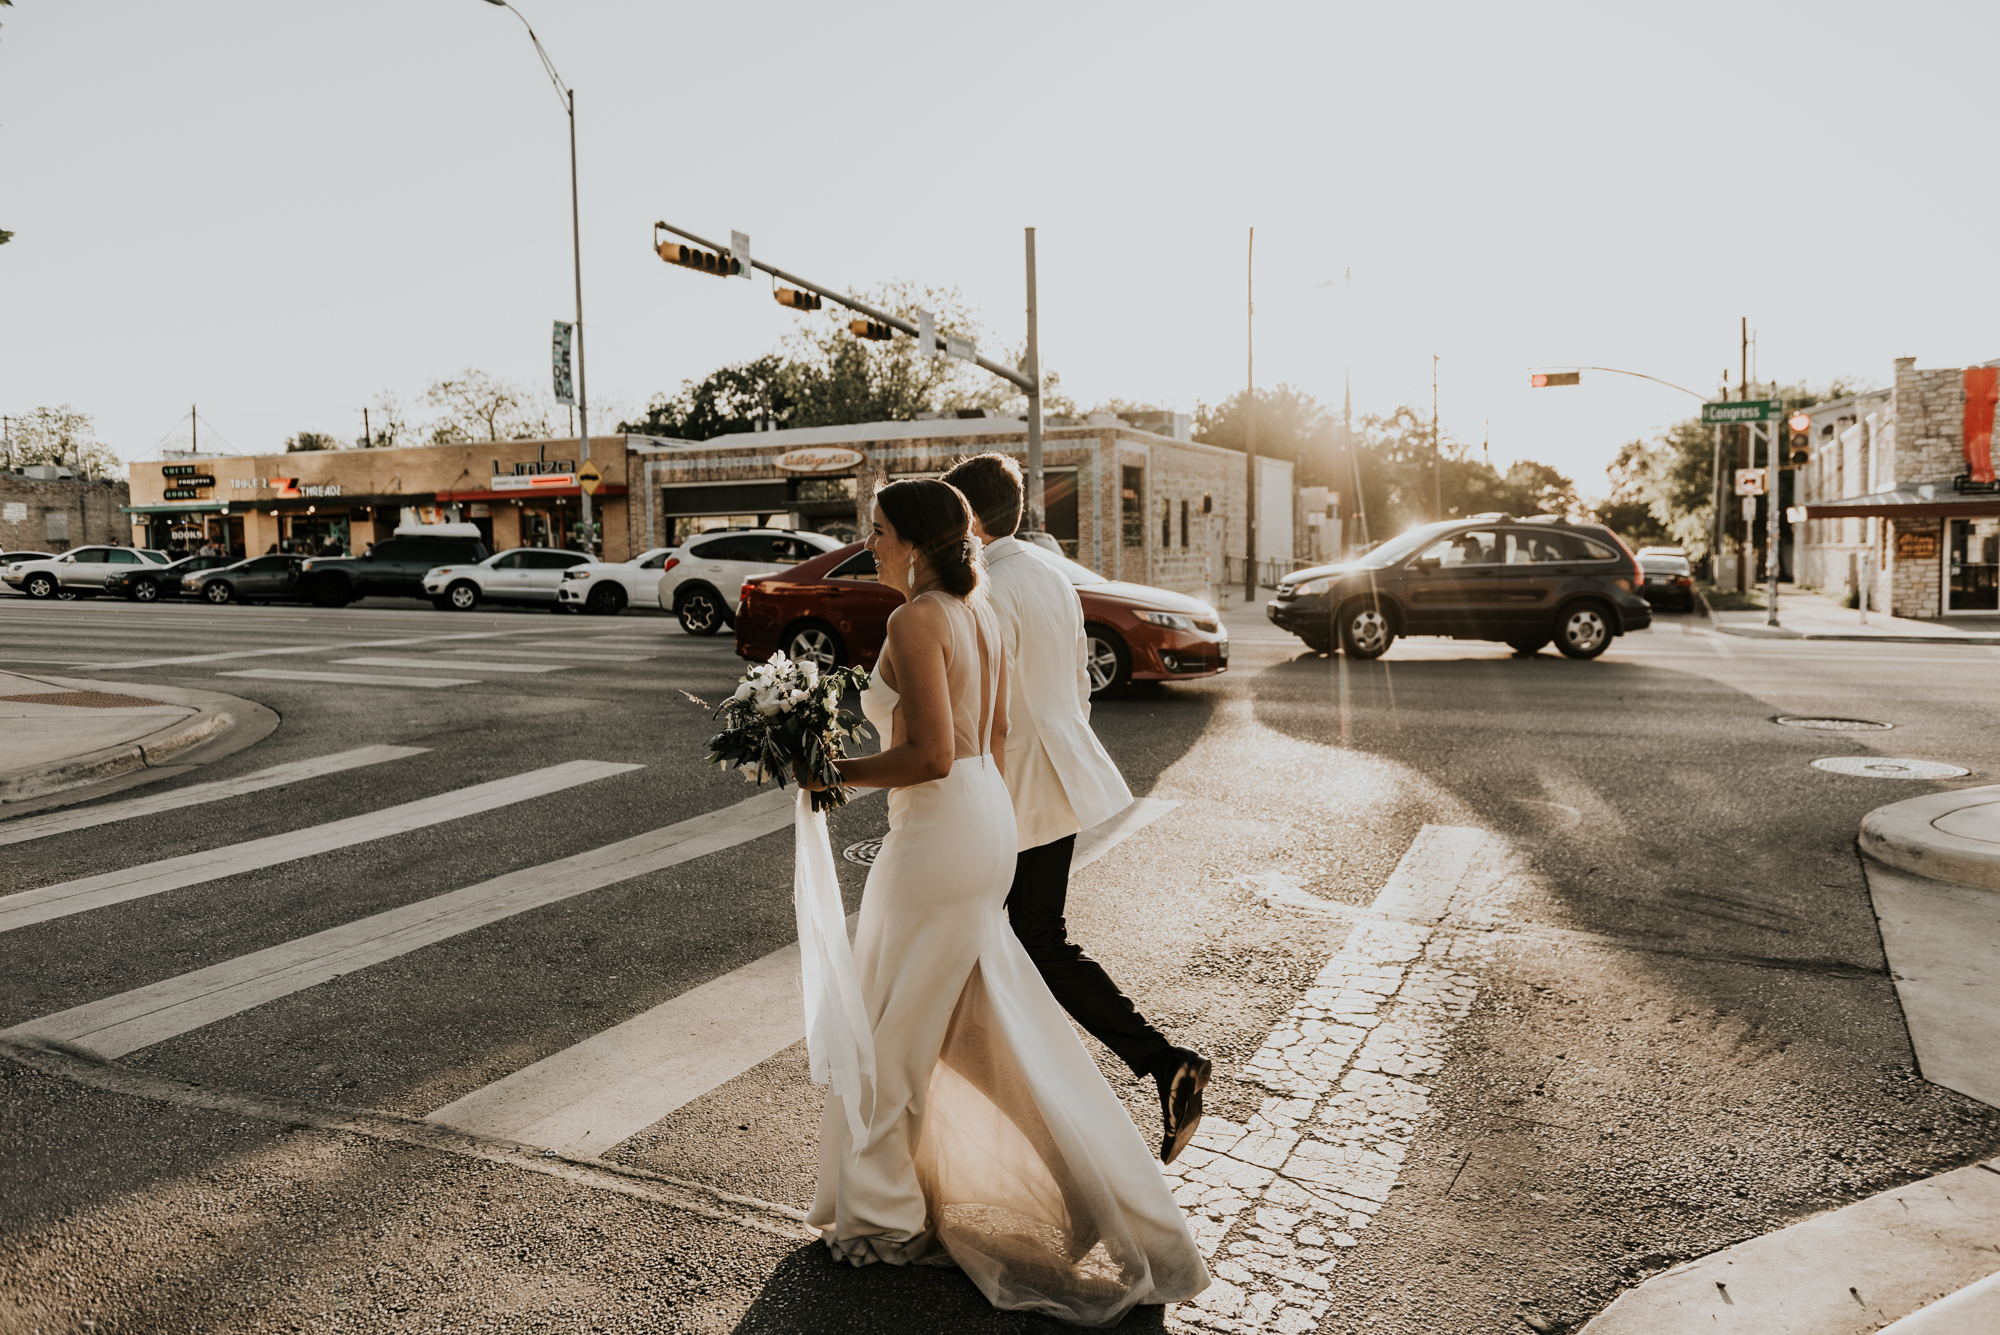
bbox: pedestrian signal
[774,286,822,311]
[849,319,894,342]
[657,240,740,277]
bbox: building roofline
[633,417,1250,459]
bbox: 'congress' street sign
[1702,399,1782,424]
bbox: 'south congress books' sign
[774,447,866,474]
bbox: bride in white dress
[797,479,1208,1326]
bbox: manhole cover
[1810,757,1969,780]
[842,839,882,866]
[1775,716,1893,732]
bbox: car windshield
[1020,544,1108,586]
[1353,522,1463,569]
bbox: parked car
[1266,516,1652,660]
[1636,545,1690,559]
[1637,553,1697,611]
[656,528,844,635]
[421,547,592,611]
[181,554,311,605]
[3,546,173,600]
[554,547,678,616]
[106,553,237,601]
[734,542,1228,698]
[299,530,490,607]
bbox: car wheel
[203,581,235,605]
[1555,602,1613,659]
[1507,637,1550,656]
[1336,598,1394,660]
[309,578,350,608]
[586,583,627,616]
[784,619,846,670]
[23,573,57,600]
[677,587,727,635]
[443,580,480,612]
[1084,624,1131,697]
[131,579,160,603]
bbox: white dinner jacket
[981,536,1134,852]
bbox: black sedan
[1267,516,1652,660]
[181,554,310,605]
[104,554,237,602]
[1637,555,1697,611]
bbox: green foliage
[0,229,13,246]
[285,431,340,453]
[6,405,121,477]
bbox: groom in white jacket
[942,452,1212,1165]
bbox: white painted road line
[0,745,430,847]
[423,793,1183,1158]
[0,759,640,934]
[85,628,555,670]
[0,787,798,1059]
[218,670,478,688]
[439,649,654,663]
[335,657,568,675]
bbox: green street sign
[1702,399,1783,424]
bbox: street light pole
[1024,228,1043,534]
[481,0,592,555]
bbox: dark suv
[1266,517,1651,660]
[299,534,489,607]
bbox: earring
[907,553,917,586]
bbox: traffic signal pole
[1024,228,1044,533]
[649,221,1040,489]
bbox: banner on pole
[552,321,576,406]
[917,309,936,360]
[731,231,752,281]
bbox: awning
[1804,484,2000,521]
[435,484,627,502]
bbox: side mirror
[1413,556,1441,572]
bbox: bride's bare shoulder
[884,594,952,641]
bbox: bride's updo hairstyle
[875,478,983,598]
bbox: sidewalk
[0,669,263,804]
[1707,584,2000,645]
[1583,786,2000,1334]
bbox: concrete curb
[0,675,270,804]
[1712,623,2000,645]
[1859,785,2000,894]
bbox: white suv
[657,528,842,634]
[422,547,591,611]
[556,547,677,616]
[4,546,172,599]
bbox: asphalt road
[3,591,1998,1335]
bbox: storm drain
[1810,757,1969,780]
[1774,716,1893,731]
[842,839,882,867]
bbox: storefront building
[1798,356,2000,619]
[621,414,1292,602]
[123,436,659,561]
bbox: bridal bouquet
[685,652,873,813]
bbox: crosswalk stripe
[423,793,1181,1158]
[0,787,797,1059]
[334,657,568,675]
[87,628,554,670]
[218,669,478,688]
[0,759,640,933]
[438,649,653,663]
[0,745,429,847]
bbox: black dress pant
[1006,834,1169,1078]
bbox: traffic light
[657,240,740,277]
[774,285,822,311]
[1531,371,1581,388]
[849,318,894,342]
[1787,410,1812,467]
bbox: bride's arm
[823,600,955,790]
[988,644,1008,781]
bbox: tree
[285,431,340,453]
[420,370,560,444]
[6,405,121,477]
[1193,386,1340,486]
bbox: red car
[734,542,1229,698]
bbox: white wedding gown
[798,589,1209,1326]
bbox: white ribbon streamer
[792,789,876,1146]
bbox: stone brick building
[1799,355,2000,619]
[623,414,1291,603]
[0,468,133,553]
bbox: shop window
[1161,497,1172,547]
[1043,469,1080,559]
[1180,498,1189,548]
[1121,466,1144,547]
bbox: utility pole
[1243,227,1257,604]
[1432,355,1442,519]
[1738,318,1749,592]
[1709,370,1726,582]
[191,404,198,457]
[1024,227,1044,533]
[363,407,371,450]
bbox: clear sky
[3,1,1995,496]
